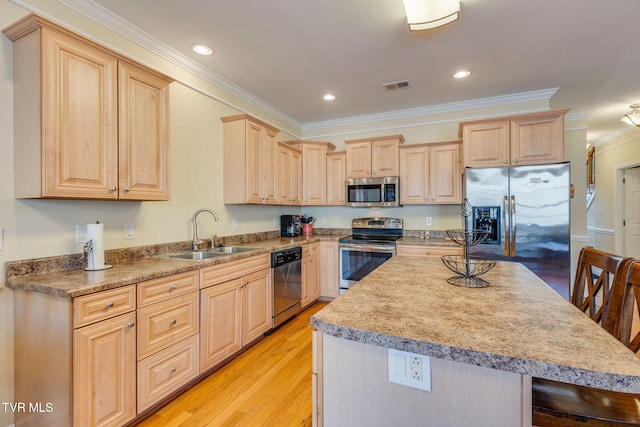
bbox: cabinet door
[42,28,118,199]
[346,142,371,178]
[302,144,328,205]
[319,241,340,298]
[326,151,346,205]
[510,112,564,165]
[399,145,429,204]
[309,243,321,301]
[371,138,400,177]
[74,312,136,427]
[245,121,266,204]
[430,143,462,204]
[118,62,171,200]
[277,143,293,205]
[200,279,242,371]
[242,268,272,344]
[289,147,302,205]
[462,121,510,168]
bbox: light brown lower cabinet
[199,254,272,372]
[319,241,339,298]
[302,242,320,308]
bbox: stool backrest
[609,259,640,353]
[571,246,631,335]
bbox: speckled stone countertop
[310,256,640,393]
[396,236,457,246]
[6,235,335,299]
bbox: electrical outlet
[124,223,135,240]
[273,217,278,227]
[232,219,239,230]
[76,225,88,243]
[426,217,433,226]
[320,217,326,225]
[388,348,431,392]
[410,356,423,381]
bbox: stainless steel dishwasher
[271,247,302,328]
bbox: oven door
[339,243,395,294]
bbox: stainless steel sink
[161,246,258,260]
[165,250,225,260]
[208,246,257,254]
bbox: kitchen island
[310,256,640,427]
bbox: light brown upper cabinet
[285,140,336,206]
[399,142,462,205]
[345,135,404,178]
[276,142,302,205]
[326,151,346,206]
[5,14,172,200]
[222,114,280,204]
[459,110,568,168]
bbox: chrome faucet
[191,208,219,250]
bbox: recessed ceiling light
[192,44,213,56]
[323,94,336,101]
[453,70,471,79]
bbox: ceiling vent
[383,80,411,91]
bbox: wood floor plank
[135,301,328,426]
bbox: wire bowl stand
[441,199,497,288]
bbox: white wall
[0,1,592,425]
[587,129,640,254]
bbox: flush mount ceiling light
[621,103,640,127]
[453,70,471,79]
[402,0,460,31]
[192,44,213,56]
[323,94,336,101]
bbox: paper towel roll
[85,223,111,271]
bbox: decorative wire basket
[440,255,496,287]
[446,229,490,246]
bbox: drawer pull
[127,322,135,328]
[106,302,115,308]
[170,319,177,326]
[169,284,176,291]
[169,367,176,374]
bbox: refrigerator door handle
[511,195,516,257]
[503,195,509,257]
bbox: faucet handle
[210,234,217,248]
[192,239,204,251]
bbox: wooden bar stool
[532,255,639,427]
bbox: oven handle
[339,243,396,253]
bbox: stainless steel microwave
[345,176,400,207]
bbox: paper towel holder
[84,221,113,271]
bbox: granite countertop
[6,236,334,298]
[310,256,640,393]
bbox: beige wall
[0,1,592,425]
[587,129,640,254]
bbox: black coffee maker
[280,215,301,237]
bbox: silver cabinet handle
[170,319,177,325]
[106,301,114,308]
[108,186,117,192]
[169,367,176,374]
[169,284,176,291]
[123,187,131,193]
[127,322,135,328]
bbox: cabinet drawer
[137,270,199,307]
[73,285,136,328]
[137,334,199,412]
[137,291,199,359]
[200,254,270,288]
[396,245,462,257]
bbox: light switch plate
[0,228,3,250]
[124,223,135,240]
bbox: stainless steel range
[338,217,403,294]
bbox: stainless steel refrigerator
[464,162,571,295]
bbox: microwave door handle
[511,195,516,257]
[503,196,509,257]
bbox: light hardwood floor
[135,301,328,427]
